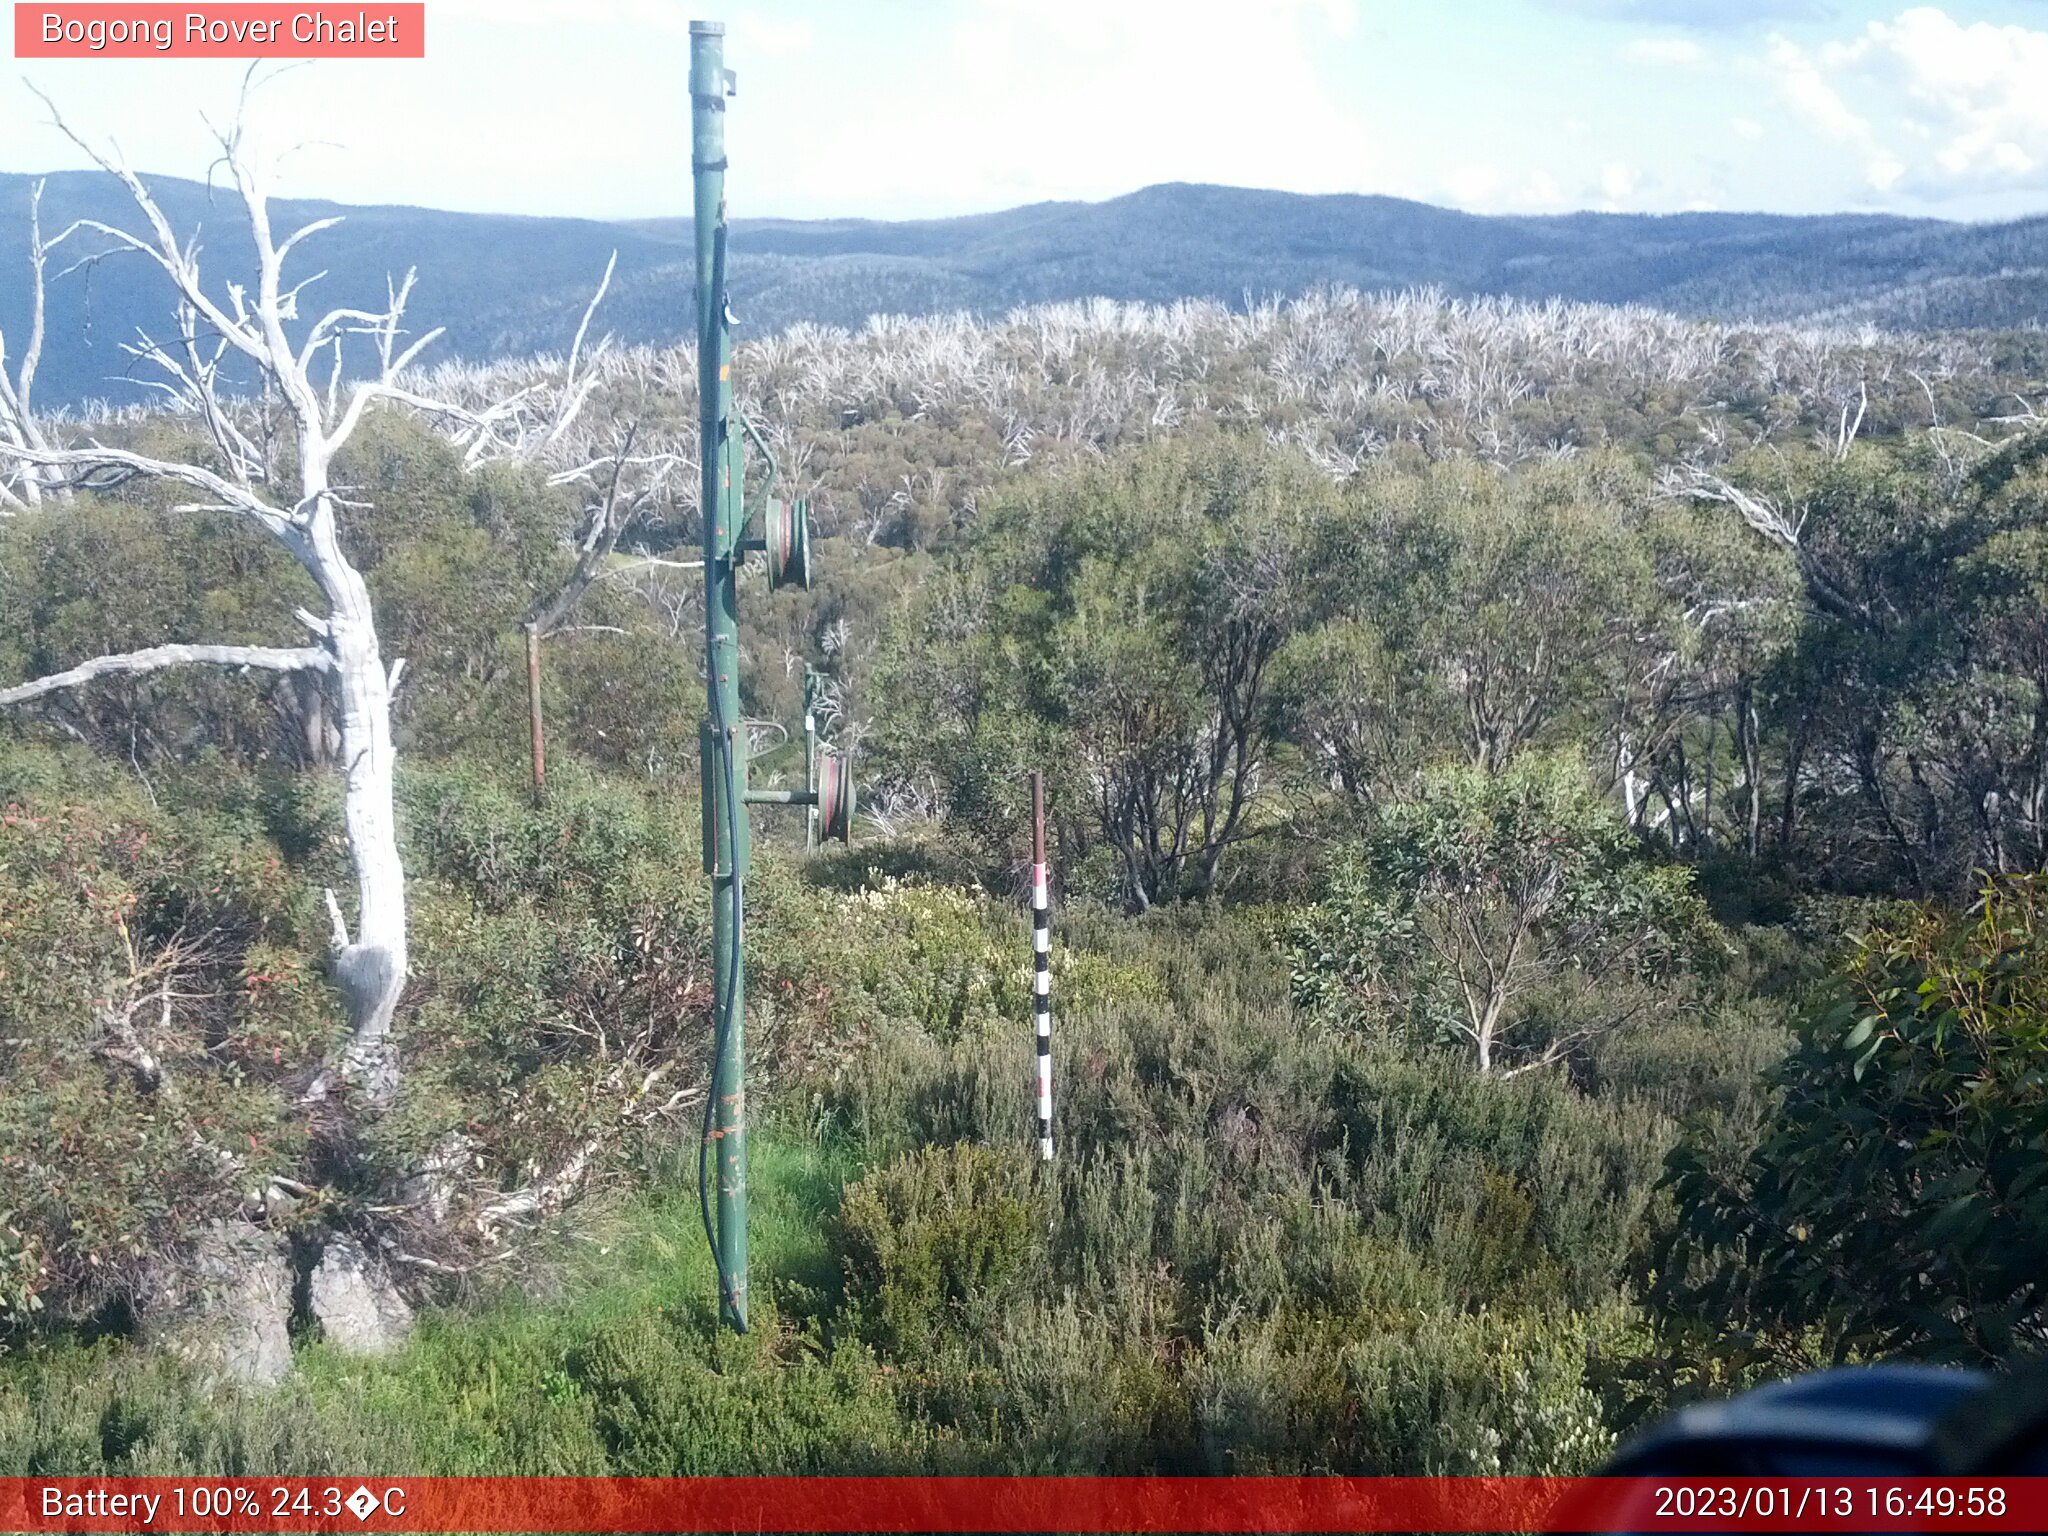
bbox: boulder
[308,1235,414,1356]
[137,1220,294,1387]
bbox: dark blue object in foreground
[1608,1361,2048,1477]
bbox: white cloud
[1731,116,1765,141]
[1767,6,2048,198]
[1601,162,1641,203]
[1441,164,1506,207]
[1545,0,1829,25]
[1521,169,1567,209]
[435,0,693,32]
[838,0,1384,215]
[1622,37,1707,66]
[1766,34,1869,144]
[1441,165,1582,213]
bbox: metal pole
[524,623,545,807]
[804,667,819,852]
[1030,771,1053,1161]
[692,17,747,1332]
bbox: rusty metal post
[525,623,545,806]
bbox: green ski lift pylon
[691,17,748,1336]
[691,18,851,1334]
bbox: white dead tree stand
[0,93,573,1106]
[0,179,70,510]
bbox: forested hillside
[4,250,2047,1471]
[6,171,2048,408]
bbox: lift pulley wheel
[817,748,855,844]
[764,496,812,591]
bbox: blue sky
[5,1,2048,222]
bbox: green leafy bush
[1191,1304,1619,1474]
[1329,1048,1672,1313]
[1289,756,1721,1073]
[1653,876,2048,1369]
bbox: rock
[137,1220,294,1387]
[308,1235,414,1356]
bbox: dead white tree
[0,92,589,1108]
[1658,461,1872,634]
[0,179,73,509]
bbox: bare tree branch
[1,83,612,1131]
[0,442,307,551]
[1659,462,1873,632]
[526,422,683,638]
[0,642,332,706]
[563,250,616,392]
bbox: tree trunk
[1473,986,1506,1074]
[1701,713,1716,852]
[1738,683,1762,859]
[1857,727,1930,895]
[2031,694,2048,870]
[304,456,407,1108]
[1618,730,1641,829]
[328,613,405,1097]
[1779,722,1807,852]
[289,669,335,770]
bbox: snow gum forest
[1,150,2046,1475]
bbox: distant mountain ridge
[3,172,2045,408]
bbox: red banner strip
[2,1477,2046,1533]
[13,5,425,59]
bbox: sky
[4,1,2048,224]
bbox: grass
[0,1133,898,1476]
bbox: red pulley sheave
[764,495,812,591]
[816,748,855,843]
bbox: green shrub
[1193,1305,1617,1475]
[1653,876,2048,1370]
[830,1144,1046,1364]
[1334,1308,1619,1474]
[978,1294,1197,1472]
[1288,757,1721,1073]
[0,1343,411,1475]
[569,1308,913,1473]
[0,788,316,1330]
[1329,1048,1672,1312]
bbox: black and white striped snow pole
[1030,770,1053,1161]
